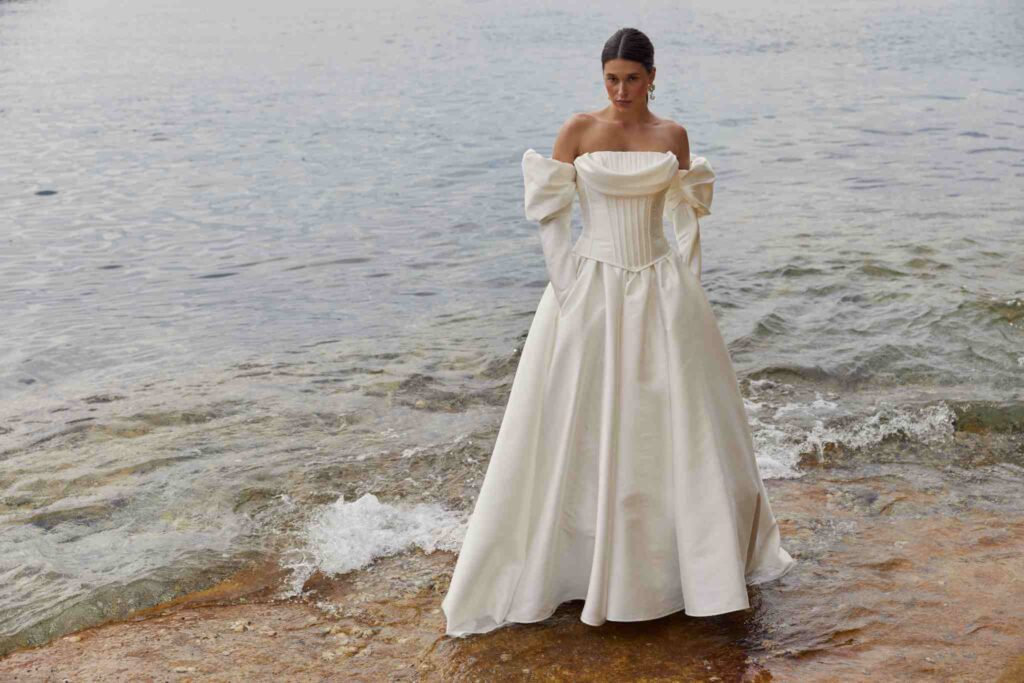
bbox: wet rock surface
[3,459,1024,682]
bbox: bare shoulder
[551,113,596,164]
[661,119,690,169]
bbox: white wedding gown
[441,148,796,637]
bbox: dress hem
[443,556,798,638]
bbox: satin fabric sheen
[440,149,796,637]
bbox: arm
[522,116,586,309]
[664,127,715,282]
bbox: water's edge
[3,454,1023,681]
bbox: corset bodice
[571,151,680,271]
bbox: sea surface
[0,0,1021,655]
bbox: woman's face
[603,58,654,110]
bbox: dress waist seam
[571,236,675,272]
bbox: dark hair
[601,28,655,73]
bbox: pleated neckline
[573,150,681,196]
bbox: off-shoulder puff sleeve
[522,148,580,309]
[664,155,715,281]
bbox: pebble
[500,653,511,662]
[229,620,252,632]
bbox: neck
[604,102,651,125]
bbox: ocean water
[1,0,1021,654]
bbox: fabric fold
[572,150,679,197]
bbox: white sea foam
[280,395,958,594]
[746,385,956,479]
[281,493,466,595]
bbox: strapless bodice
[521,147,715,307]
[571,151,680,271]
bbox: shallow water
[3,456,1024,681]
[1,0,1022,656]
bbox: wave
[281,493,466,596]
[744,383,958,479]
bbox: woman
[441,27,796,637]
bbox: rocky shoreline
[3,433,1024,681]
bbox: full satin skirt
[441,250,796,637]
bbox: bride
[441,26,796,637]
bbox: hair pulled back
[601,27,655,73]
